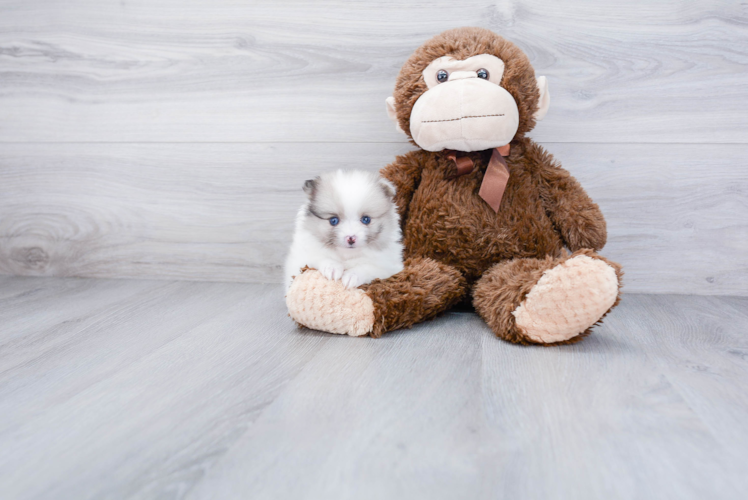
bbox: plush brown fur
[382,138,609,283]
[473,249,623,345]
[366,27,622,344]
[362,257,467,337]
[290,27,623,344]
[371,134,620,343]
[393,27,542,144]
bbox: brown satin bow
[444,144,510,213]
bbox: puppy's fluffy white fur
[284,170,404,291]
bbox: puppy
[284,170,404,291]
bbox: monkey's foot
[512,253,620,344]
[286,269,374,337]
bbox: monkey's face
[386,28,550,153]
[410,54,520,152]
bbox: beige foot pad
[513,255,619,343]
[286,269,375,337]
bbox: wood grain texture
[0,277,328,499]
[1,276,747,499]
[1,1,746,291]
[1,142,746,295]
[0,141,414,283]
[0,0,746,143]
[550,142,748,295]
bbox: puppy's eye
[436,69,449,83]
[329,217,339,226]
[361,216,371,225]
[477,68,489,79]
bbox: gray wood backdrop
[1,0,746,295]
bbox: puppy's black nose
[346,235,356,246]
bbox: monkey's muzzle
[410,78,520,152]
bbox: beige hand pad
[512,255,619,343]
[286,269,375,337]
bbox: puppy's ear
[302,178,317,198]
[379,177,396,199]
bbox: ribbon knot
[444,145,510,213]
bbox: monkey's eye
[436,69,449,83]
[360,215,371,225]
[329,217,339,226]
[477,68,489,79]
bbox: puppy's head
[302,170,397,250]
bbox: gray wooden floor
[1,275,747,500]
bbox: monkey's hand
[533,142,607,251]
[286,270,375,337]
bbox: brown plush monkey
[286,27,622,345]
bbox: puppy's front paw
[321,262,345,281]
[341,271,361,289]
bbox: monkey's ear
[385,96,406,134]
[302,179,317,197]
[534,76,550,121]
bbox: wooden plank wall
[1,0,746,295]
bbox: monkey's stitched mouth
[421,114,504,123]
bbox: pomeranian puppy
[284,170,404,291]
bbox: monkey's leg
[472,249,623,345]
[286,257,467,337]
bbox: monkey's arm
[529,142,607,251]
[380,151,424,223]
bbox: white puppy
[284,170,404,291]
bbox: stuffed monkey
[286,27,623,345]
